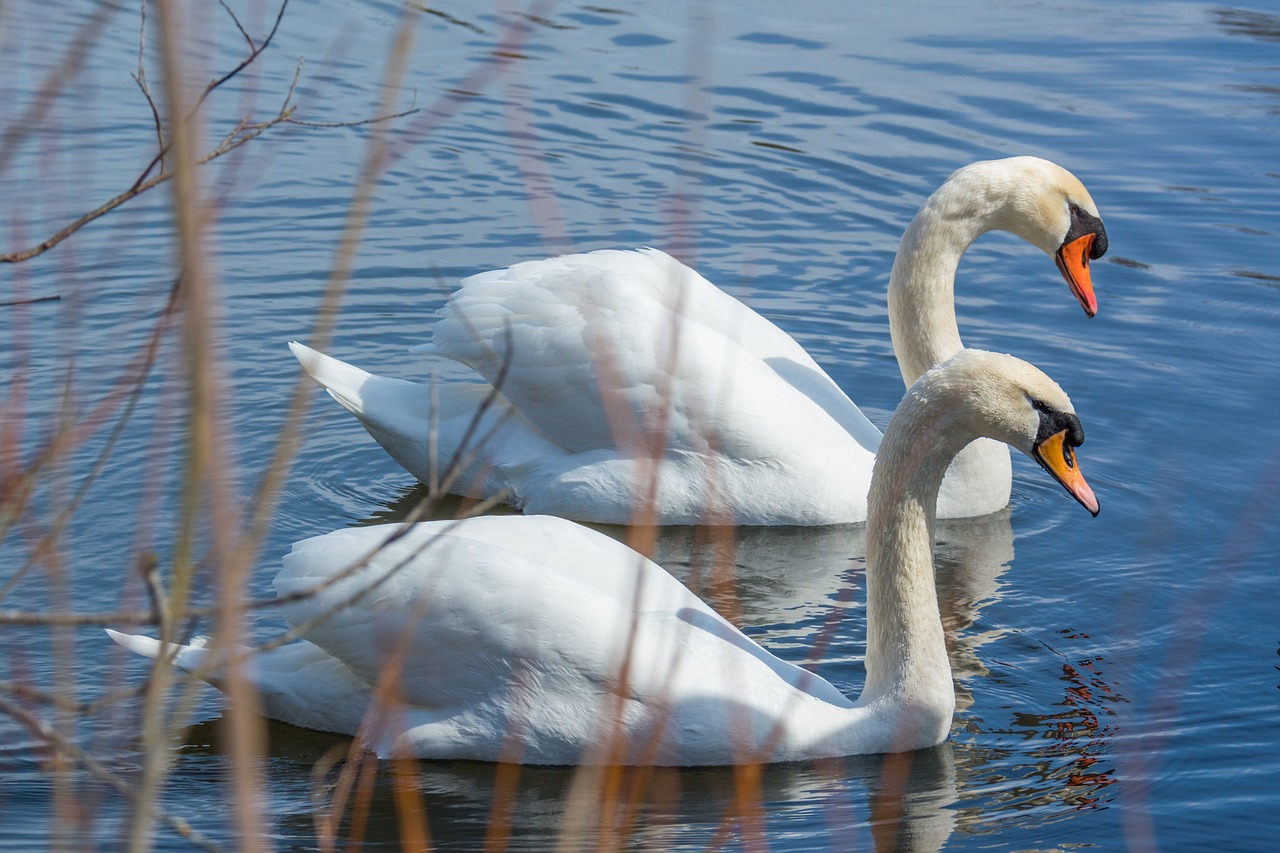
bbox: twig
[0,674,152,717]
[0,0,416,266]
[132,0,164,164]
[133,0,290,187]
[218,0,257,51]
[286,108,418,130]
[1,102,416,267]
[0,294,61,307]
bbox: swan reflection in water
[181,716,961,852]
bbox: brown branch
[1,168,167,264]
[0,295,61,308]
[1,0,417,266]
[0,675,152,717]
[199,0,291,110]
[132,0,165,165]
[286,103,419,130]
[0,101,413,266]
[133,0,291,187]
[218,0,258,52]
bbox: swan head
[955,157,1109,318]
[913,349,1100,516]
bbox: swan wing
[271,516,843,718]
[426,248,882,458]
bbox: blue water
[2,0,1279,849]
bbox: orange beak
[1032,429,1099,516]
[1055,233,1099,318]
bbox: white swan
[109,349,1099,765]
[291,156,1107,525]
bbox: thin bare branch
[285,104,419,129]
[135,0,290,184]
[0,679,99,715]
[0,608,162,627]
[0,98,409,266]
[197,0,291,110]
[218,0,258,51]
[133,0,165,164]
[282,105,417,129]
[1,0,419,266]
[283,58,305,114]
[0,294,61,308]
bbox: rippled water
[2,0,1278,849]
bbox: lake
[2,0,1278,850]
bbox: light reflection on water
[2,0,1279,849]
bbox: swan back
[269,515,856,762]
[292,158,1103,525]
[430,248,881,459]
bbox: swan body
[293,156,1107,525]
[109,350,1099,765]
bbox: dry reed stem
[390,755,433,852]
[132,2,256,850]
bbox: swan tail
[289,341,377,418]
[105,629,222,680]
[288,341,522,497]
[105,628,166,660]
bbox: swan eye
[1032,400,1086,449]
[1064,203,1109,259]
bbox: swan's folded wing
[427,248,881,458]
[270,517,845,716]
[272,518,670,712]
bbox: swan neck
[859,392,961,711]
[887,186,990,387]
